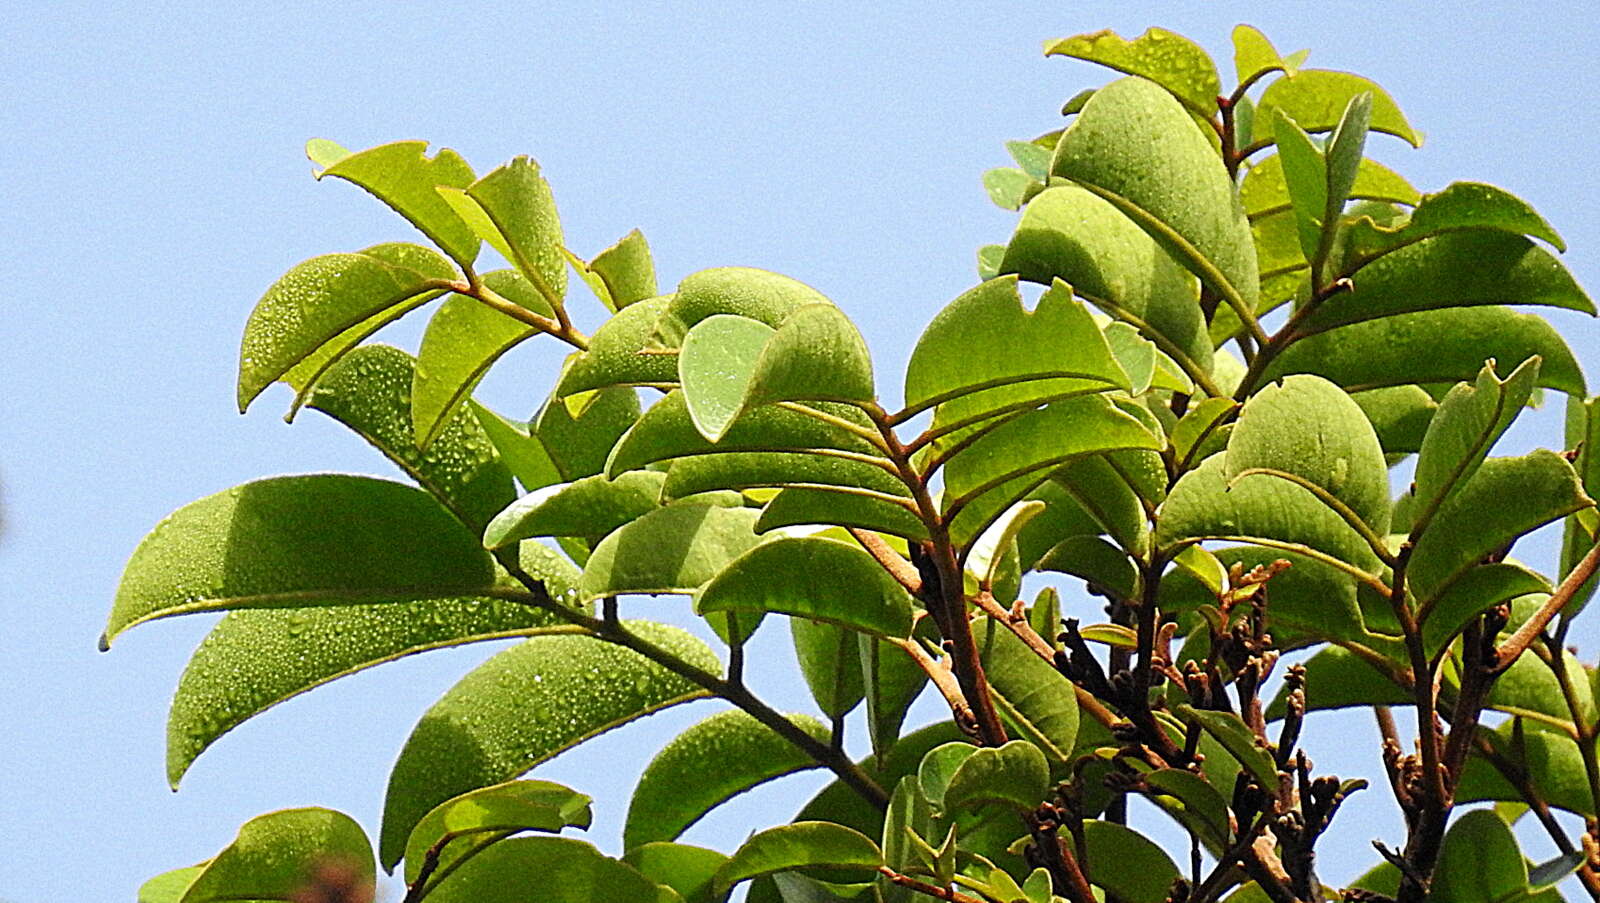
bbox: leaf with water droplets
[311,139,480,267]
[1257,70,1422,147]
[534,384,642,481]
[1045,28,1222,116]
[379,621,719,867]
[165,541,580,788]
[679,314,775,441]
[578,504,763,602]
[625,709,828,850]
[238,244,455,413]
[1232,24,1292,87]
[755,486,929,541]
[138,866,203,903]
[697,536,916,638]
[414,835,677,903]
[649,266,831,350]
[484,471,667,548]
[556,295,681,396]
[104,475,497,645]
[175,807,373,903]
[464,157,567,306]
[403,779,593,884]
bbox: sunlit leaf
[556,296,680,396]
[533,384,642,481]
[465,157,567,305]
[697,537,915,638]
[984,167,1036,210]
[978,619,1080,764]
[1045,28,1222,115]
[679,314,775,441]
[578,504,762,602]
[415,836,675,903]
[484,471,666,548]
[715,822,883,895]
[1256,70,1422,147]
[1342,181,1566,273]
[178,808,373,903]
[403,779,593,885]
[1240,154,1419,219]
[1232,24,1290,87]
[589,229,658,310]
[623,843,728,903]
[756,486,929,541]
[651,266,832,350]
[1144,768,1232,848]
[1413,359,1540,523]
[311,140,480,267]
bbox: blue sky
[4,2,1599,899]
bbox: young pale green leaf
[1232,24,1289,87]
[378,622,718,866]
[651,267,832,350]
[978,619,1081,764]
[306,344,516,530]
[1241,153,1419,220]
[104,475,496,645]
[1421,563,1551,657]
[1272,111,1328,263]
[756,487,930,542]
[238,245,455,412]
[412,271,555,447]
[588,229,658,310]
[1304,231,1593,335]
[625,709,828,850]
[1342,181,1566,271]
[167,556,578,788]
[139,866,203,903]
[578,504,762,602]
[679,314,776,441]
[696,537,915,638]
[177,808,373,903]
[623,843,727,903]
[715,822,883,896]
[1226,375,1391,539]
[465,157,567,305]
[472,402,563,492]
[607,391,880,477]
[1006,140,1052,180]
[416,836,675,903]
[402,779,593,884]
[791,616,866,719]
[1256,70,1422,147]
[942,740,1049,813]
[556,295,680,396]
[984,167,1036,210]
[904,277,1127,434]
[1408,450,1592,604]
[1351,385,1438,456]
[1265,306,1587,396]
[1045,28,1222,116]
[1324,93,1373,232]
[880,777,934,903]
[1431,810,1528,903]
[1050,77,1259,332]
[1412,359,1540,524]
[917,742,979,810]
[860,635,928,760]
[1173,705,1279,788]
[1144,768,1232,849]
[1081,820,1180,903]
[977,244,1006,280]
[311,140,480,267]
[484,471,666,548]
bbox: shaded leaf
[178,808,373,903]
[1432,809,1527,903]
[403,779,593,885]
[979,618,1081,764]
[1173,705,1279,787]
[1351,385,1437,456]
[623,843,728,903]
[472,402,562,492]
[555,296,680,396]
[943,740,1049,813]
[1562,396,1600,614]
[917,742,979,810]
[697,537,915,638]
[312,140,479,267]
[879,777,933,903]
[578,504,762,602]
[534,384,642,481]
[757,486,930,542]
[1037,536,1140,607]
[1488,647,1595,725]
[791,616,865,719]
[715,822,883,895]
[1413,359,1541,527]
[861,635,929,760]
[416,836,674,903]
[1459,719,1594,817]
[1081,820,1179,903]
[1045,28,1222,115]
[1144,768,1231,848]
[1266,646,1408,720]
[1256,70,1422,147]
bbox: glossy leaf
[652,266,832,349]
[311,140,480,266]
[578,504,762,602]
[1412,359,1540,525]
[625,709,828,850]
[104,475,496,644]
[588,229,658,310]
[1342,181,1565,272]
[166,545,578,787]
[757,486,929,541]
[1173,705,1279,787]
[1256,70,1422,147]
[679,314,775,441]
[942,740,1049,813]
[1050,77,1259,331]
[1232,24,1289,86]
[403,779,593,884]
[484,471,666,547]
[608,391,881,477]
[533,384,642,481]
[556,296,680,395]
[1045,28,1222,116]
[978,618,1081,764]
[306,344,516,529]
[791,616,866,719]
[465,156,567,304]
[238,245,455,412]
[177,808,373,903]
[1265,306,1587,396]
[697,537,914,638]
[715,822,883,895]
[1081,820,1179,903]
[472,402,563,492]
[378,622,718,866]
[415,836,674,903]
[1431,809,1527,903]
[623,843,728,903]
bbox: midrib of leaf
[893,371,1125,425]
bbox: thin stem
[876,868,985,903]
[1497,535,1600,669]
[849,527,922,594]
[1545,634,1600,821]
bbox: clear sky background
[5,3,1600,900]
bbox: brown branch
[890,636,978,736]
[849,527,922,594]
[1495,535,1600,671]
[875,868,985,903]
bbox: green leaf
[472,402,563,492]
[880,777,934,903]
[1351,385,1437,456]
[589,229,659,310]
[608,391,881,477]
[942,740,1049,813]
[178,808,373,903]
[464,157,567,305]
[1240,154,1420,220]
[104,475,496,645]
[1324,93,1373,238]
[578,504,762,602]
[1267,646,1409,718]
[1272,110,1329,264]
[791,616,866,719]
[378,621,718,866]
[697,537,915,638]
[1050,77,1259,334]
[311,140,480,267]
[861,635,929,760]
[1170,397,1238,468]
[943,394,1162,548]
[1232,24,1289,86]
[1006,140,1052,180]
[1413,359,1541,524]
[1488,647,1595,726]
[306,344,516,530]
[679,314,776,441]
[1256,70,1422,147]
[1303,231,1593,335]
[1408,450,1591,604]
[238,244,455,412]
[1159,547,1366,645]
[757,486,930,541]
[484,471,666,548]
[1422,563,1553,657]
[1342,181,1566,272]
[1144,768,1232,848]
[412,271,555,447]
[415,836,675,903]
[139,867,203,903]
[716,822,883,895]
[917,742,978,809]
[166,546,578,787]
[1225,374,1391,536]
[747,303,876,408]
[1432,809,1527,903]
[1265,306,1587,396]
[977,244,1006,280]
[984,167,1036,210]
[904,277,1127,437]
[403,779,593,885]
[1049,456,1150,555]
[534,384,642,481]
[623,843,728,903]
[652,266,832,350]
[1562,396,1600,614]
[978,618,1081,764]
[625,709,829,850]
[556,295,680,396]
[1080,820,1179,903]
[1173,705,1279,788]
[1459,719,1594,817]
[1529,852,1587,891]
[1044,28,1222,116]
